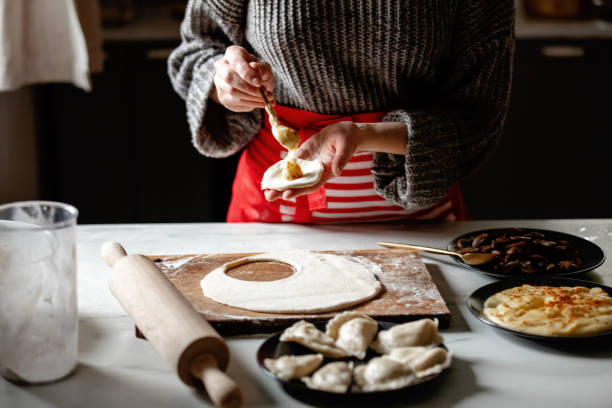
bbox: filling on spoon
[265,105,305,181]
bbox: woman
[168,1,514,223]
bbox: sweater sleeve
[372,0,515,209]
[167,0,262,158]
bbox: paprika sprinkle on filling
[483,284,612,337]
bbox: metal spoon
[259,87,278,123]
[378,241,497,266]
[259,87,300,150]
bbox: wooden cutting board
[147,249,450,336]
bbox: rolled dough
[261,157,323,191]
[200,252,382,314]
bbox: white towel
[0,0,101,92]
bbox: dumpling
[280,320,348,358]
[352,356,415,392]
[387,346,452,379]
[301,361,353,393]
[410,347,452,379]
[385,346,428,364]
[325,311,378,359]
[264,354,324,381]
[371,319,443,354]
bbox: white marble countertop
[2,220,612,407]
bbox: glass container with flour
[0,201,78,384]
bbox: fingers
[331,140,351,176]
[294,135,321,161]
[263,122,362,203]
[263,169,334,203]
[213,79,266,112]
[214,59,258,97]
[264,189,283,202]
[215,80,268,105]
[306,122,358,176]
[263,184,320,202]
[213,46,276,112]
[282,186,315,200]
[295,130,349,176]
[282,172,333,200]
[233,59,262,87]
[250,61,276,93]
[225,46,261,87]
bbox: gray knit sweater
[168,0,514,210]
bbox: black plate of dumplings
[467,276,612,341]
[256,320,449,400]
[447,227,605,278]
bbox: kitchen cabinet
[33,16,612,222]
[35,40,239,223]
[461,38,612,219]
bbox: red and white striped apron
[226,105,467,223]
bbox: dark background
[32,16,612,223]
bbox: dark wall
[35,41,238,224]
[461,39,612,219]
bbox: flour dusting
[340,251,446,312]
[156,254,216,277]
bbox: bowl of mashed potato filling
[468,277,612,340]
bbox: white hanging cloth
[0,0,102,92]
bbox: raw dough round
[200,252,382,314]
[261,157,323,191]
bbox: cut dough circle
[200,252,382,314]
[261,157,323,191]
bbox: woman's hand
[264,121,365,202]
[211,45,275,112]
[264,121,407,202]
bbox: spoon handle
[378,242,460,258]
[259,87,278,122]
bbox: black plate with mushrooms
[447,227,605,278]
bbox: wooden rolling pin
[101,241,242,408]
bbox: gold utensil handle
[259,87,277,122]
[378,241,459,257]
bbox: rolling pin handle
[101,241,128,267]
[191,354,243,408]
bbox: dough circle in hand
[261,158,323,191]
[200,252,382,314]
